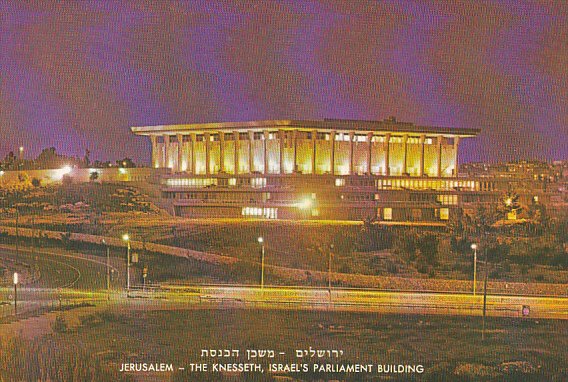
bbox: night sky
[1,1,566,165]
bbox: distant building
[461,160,567,219]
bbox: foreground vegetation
[34,308,568,381]
[1,182,566,287]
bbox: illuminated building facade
[132,118,482,222]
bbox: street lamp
[258,237,265,289]
[13,272,18,316]
[328,244,334,293]
[102,239,110,300]
[471,243,478,296]
[328,244,334,304]
[122,234,131,291]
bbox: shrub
[52,314,68,333]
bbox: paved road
[2,284,567,321]
[1,244,566,321]
[0,245,122,319]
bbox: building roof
[131,118,480,137]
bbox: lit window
[439,208,449,220]
[250,178,267,188]
[241,207,278,219]
[335,178,345,187]
[383,208,392,220]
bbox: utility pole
[102,240,110,300]
[13,273,18,316]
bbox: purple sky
[1,1,566,164]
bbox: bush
[52,314,68,333]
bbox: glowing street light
[471,243,478,296]
[297,198,313,210]
[122,234,131,291]
[258,237,265,289]
[13,272,18,316]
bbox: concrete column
[234,131,240,175]
[248,131,254,173]
[402,134,408,175]
[292,130,298,173]
[163,135,170,169]
[279,130,285,174]
[311,130,317,174]
[437,136,443,177]
[176,134,183,172]
[150,135,158,168]
[190,133,196,174]
[330,131,336,175]
[349,132,355,175]
[204,132,211,175]
[419,134,425,177]
[219,132,225,173]
[263,130,269,174]
[384,133,391,176]
[453,136,460,177]
[367,133,373,175]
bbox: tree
[83,149,91,168]
[526,198,548,235]
[36,147,63,169]
[416,234,439,266]
[447,206,465,236]
[89,171,99,182]
[500,191,522,220]
[61,174,73,186]
[116,157,136,168]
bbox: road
[121,284,567,320]
[1,245,566,321]
[0,245,122,319]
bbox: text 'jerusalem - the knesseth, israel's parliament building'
[132,118,491,223]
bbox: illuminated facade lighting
[132,119,482,223]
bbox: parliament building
[132,118,491,223]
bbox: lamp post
[328,244,334,293]
[328,243,334,305]
[122,234,131,291]
[13,272,18,316]
[15,209,19,258]
[258,237,265,289]
[471,243,478,296]
[102,239,110,300]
